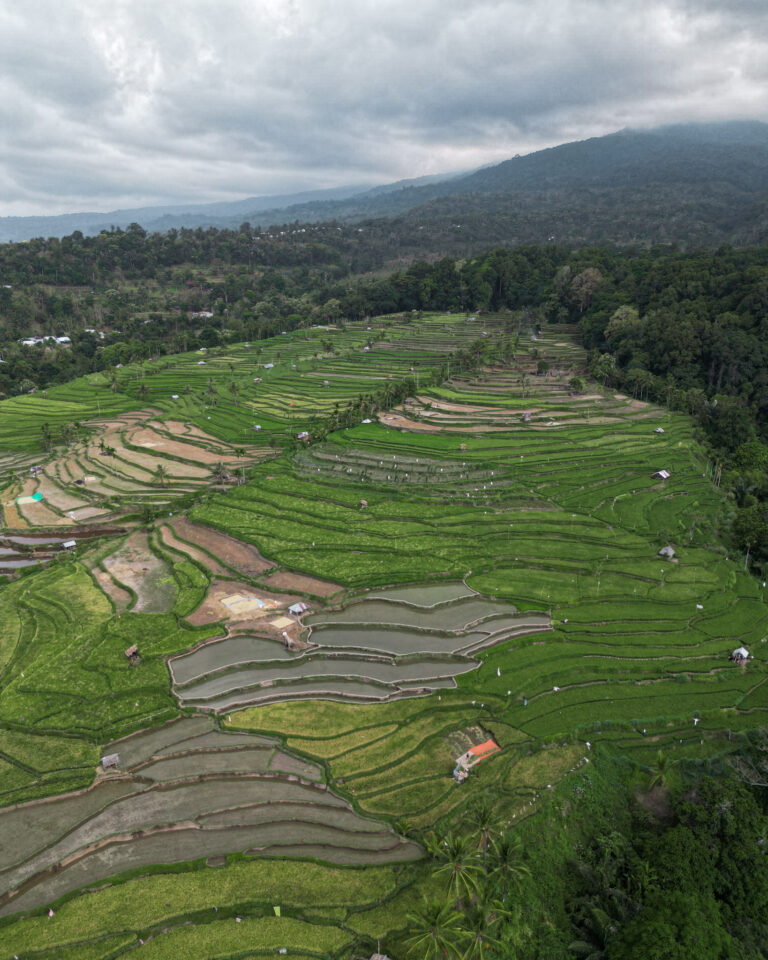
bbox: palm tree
[228,380,239,406]
[429,831,482,909]
[138,383,148,401]
[459,897,508,960]
[154,464,168,487]
[467,793,500,875]
[207,378,217,406]
[212,461,227,482]
[488,831,529,903]
[406,898,463,960]
[647,749,676,790]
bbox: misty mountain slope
[2,121,768,248]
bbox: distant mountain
[3,121,768,248]
[237,120,768,225]
[0,172,465,243]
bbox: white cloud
[0,0,767,214]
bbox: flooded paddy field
[172,587,550,712]
[0,716,419,918]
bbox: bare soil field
[170,517,275,577]
[262,570,344,598]
[67,505,111,522]
[380,413,509,433]
[158,524,231,576]
[35,476,87,511]
[91,566,131,611]
[104,440,209,479]
[130,427,243,465]
[186,579,299,632]
[0,500,25,529]
[103,532,176,613]
[19,499,69,526]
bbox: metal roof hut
[125,644,140,665]
[652,469,671,480]
[654,427,665,434]
[453,738,501,783]
[359,499,368,509]
[288,602,309,616]
[658,545,675,559]
[731,646,751,663]
[101,753,120,770]
[62,539,77,550]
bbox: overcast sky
[2,0,768,216]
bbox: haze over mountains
[3,121,768,247]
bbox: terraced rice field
[0,716,419,918]
[170,587,550,712]
[0,315,766,958]
[1,412,273,530]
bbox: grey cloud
[1,0,768,214]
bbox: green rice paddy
[0,314,764,958]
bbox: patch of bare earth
[129,427,244,465]
[186,579,302,639]
[170,517,274,577]
[102,532,176,613]
[91,567,131,611]
[1,499,25,529]
[69,505,112,521]
[36,476,87,511]
[20,499,70,526]
[261,570,344,598]
[378,413,509,433]
[158,524,231,576]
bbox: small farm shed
[652,469,671,480]
[289,602,309,616]
[62,539,77,550]
[125,644,140,664]
[522,411,532,422]
[101,753,120,770]
[296,431,310,441]
[654,427,665,434]
[731,646,751,662]
[359,499,368,509]
[453,738,501,783]
[658,546,675,559]
[29,465,43,475]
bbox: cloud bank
[2,0,768,214]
